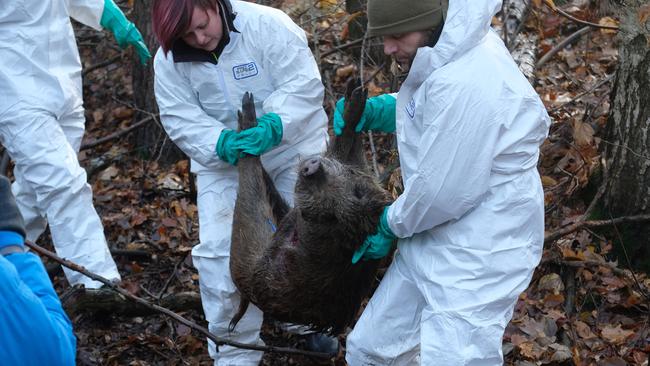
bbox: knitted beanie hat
[367,0,448,37]
[0,176,26,238]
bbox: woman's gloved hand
[352,205,397,264]
[216,112,283,166]
[333,94,396,136]
[100,0,152,65]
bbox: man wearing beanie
[0,175,76,365]
[334,0,551,364]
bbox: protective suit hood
[407,0,502,87]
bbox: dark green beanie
[0,176,26,238]
[367,0,448,37]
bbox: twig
[544,214,650,243]
[548,75,614,113]
[24,241,333,359]
[361,63,385,86]
[541,257,628,277]
[536,26,592,68]
[81,116,154,151]
[109,249,151,261]
[157,253,187,300]
[82,54,123,76]
[543,0,619,30]
[321,38,364,58]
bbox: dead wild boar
[229,81,391,334]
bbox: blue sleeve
[0,253,76,365]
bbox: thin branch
[548,75,614,113]
[157,253,187,300]
[361,62,385,86]
[544,214,650,243]
[543,0,619,30]
[541,256,628,277]
[83,54,123,76]
[24,241,333,360]
[81,116,154,151]
[321,38,364,58]
[536,26,592,68]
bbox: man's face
[182,5,223,51]
[383,31,430,70]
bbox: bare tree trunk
[131,0,184,165]
[602,1,650,270]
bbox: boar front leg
[229,92,280,331]
[328,79,368,168]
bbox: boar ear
[349,186,386,225]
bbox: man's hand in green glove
[216,112,284,166]
[333,94,396,136]
[352,205,397,264]
[100,0,151,65]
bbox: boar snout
[300,157,321,177]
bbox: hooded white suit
[346,0,550,364]
[153,1,328,364]
[0,0,120,288]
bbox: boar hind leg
[261,168,290,221]
[328,78,368,167]
[230,92,280,330]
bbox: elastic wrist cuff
[379,206,397,239]
[0,231,25,249]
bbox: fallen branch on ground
[543,0,619,31]
[81,116,154,151]
[25,241,333,360]
[536,26,592,68]
[544,214,650,243]
[64,289,202,316]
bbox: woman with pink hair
[152,1,335,364]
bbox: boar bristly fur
[230,81,391,334]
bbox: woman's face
[182,4,223,51]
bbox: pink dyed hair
[152,0,218,54]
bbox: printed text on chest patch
[405,98,416,119]
[232,62,259,80]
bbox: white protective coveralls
[346,0,551,365]
[0,0,120,288]
[153,1,328,364]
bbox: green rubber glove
[216,113,284,166]
[333,94,397,136]
[100,0,152,65]
[352,205,397,264]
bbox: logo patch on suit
[232,62,258,80]
[405,98,416,119]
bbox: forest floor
[17,1,649,365]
